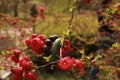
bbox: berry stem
[35,61,59,71]
[21,47,30,53]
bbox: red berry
[20,61,31,71]
[13,50,21,57]
[117,4,120,10]
[37,35,45,42]
[7,46,13,51]
[57,48,67,57]
[31,17,37,23]
[26,71,37,80]
[64,39,72,53]
[85,0,91,3]
[75,59,83,71]
[10,67,15,73]
[19,56,29,66]
[14,67,23,76]
[31,37,45,51]
[13,74,23,80]
[39,6,45,12]
[40,14,46,19]
[11,55,19,63]
[24,71,29,78]
[25,37,31,46]
[64,39,70,46]
[31,34,37,39]
[59,57,74,71]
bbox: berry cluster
[10,34,74,80]
[59,56,83,71]
[11,55,37,80]
[25,34,45,55]
[25,34,72,57]
[39,6,46,19]
[11,50,21,63]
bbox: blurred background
[0,0,120,80]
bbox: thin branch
[68,9,74,29]
[36,61,59,71]
[21,47,30,53]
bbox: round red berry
[13,50,21,57]
[25,37,31,46]
[31,37,45,51]
[75,59,83,71]
[31,34,37,39]
[14,67,23,76]
[13,74,23,80]
[11,55,19,63]
[26,71,37,80]
[59,57,74,71]
[39,6,45,12]
[37,35,45,42]
[19,56,29,66]
[20,61,31,71]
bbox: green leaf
[50,38,61,61]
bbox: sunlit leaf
[0,66,4,70]
[44,55,52,62]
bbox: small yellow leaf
[1,51,6,55]
[43,55,52,62]
[79,49,85,54]
[0,66,4,70]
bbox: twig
[36,61,59,71]
[21,47,30,53]
[68,8,74,29]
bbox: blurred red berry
[11,55,19,63]
[31,37,45,51]
[85,0,91,3]
[39,6,45,12]
[75,59,83,71]
[25,24,30,28]
[13,50,21,57]
[20,60,31,71]
[7,46,13,51]
[59,57,74,71]
[25,37,31,46]
[19,56,29,66]
[40,14,46,19]
[117,4,120,10]
[37,35,45,42]
[11,18,19,25]
[64,39,70,46]
[14,67,23,76]
[64,39,72,52]
[31,34,37,39]
[13,74,23,80]
[31,17,37,23]
[57,40,72,57]
[10,67,16,73]
[25,71,37,80]
[57,48,67,57]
